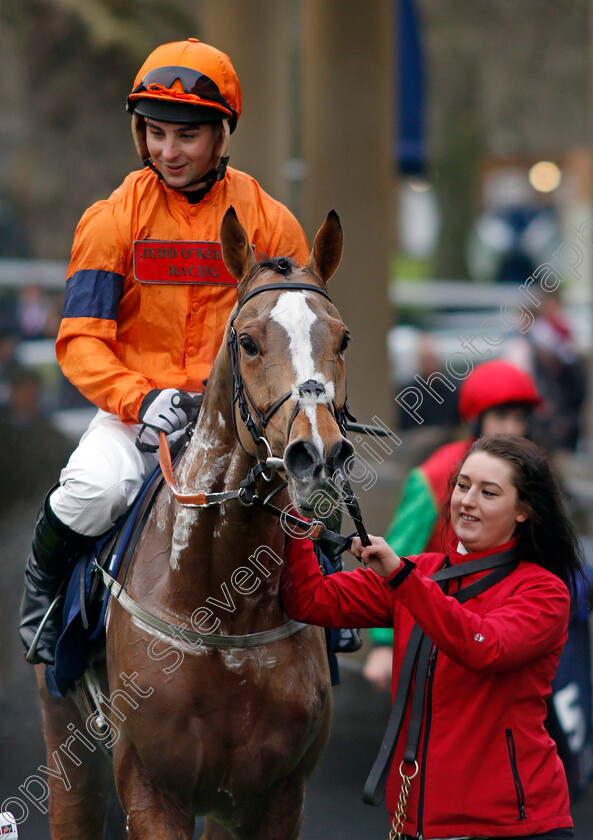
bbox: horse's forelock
[258,256,294,276]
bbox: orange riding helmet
[459,359,541,423]
[127,38,242,175]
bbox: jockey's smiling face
[145,118,219,191]
[451,451,528,552]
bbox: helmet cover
[128,39,241,169]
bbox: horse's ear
[221,206,257,287]
[306,209,343,286]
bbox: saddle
[45,465,164,698]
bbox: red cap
[459,360,540,423]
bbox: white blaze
[270,291,318,383]
[270,291,333,455]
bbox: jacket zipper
[416,646,438,839]
[505,728,526,820]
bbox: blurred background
[1,1,593,837]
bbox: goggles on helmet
[127,65,235,120]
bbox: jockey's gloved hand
[136,425,188,454]
[138,388,202,435]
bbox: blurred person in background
[16,285,59,341]
[5,366,43,427]
[0,367,74,510]
[526,289,586,453]
[19,38,309,666]
[0,320,22,409]
[398,333,459,432]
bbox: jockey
[19,38,309,666]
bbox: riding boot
[19,492,92,665]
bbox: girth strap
[362,547,519,806]
[95,563,308,649]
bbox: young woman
[282,434,584,839]
[365,358,541,690]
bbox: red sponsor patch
[134,240,237,286]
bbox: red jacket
[282,537,572,837]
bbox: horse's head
[221,206,355,517]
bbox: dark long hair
[448,434,585,593]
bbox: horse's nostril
[284,440,323,481]
[328,439,356,477]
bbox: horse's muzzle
[283,437,355,485]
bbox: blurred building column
[301,0,395,425]
[199,1,292,205]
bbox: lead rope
[389,760,419,840]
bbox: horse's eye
[240,336,259,357]
[339,333,350,354]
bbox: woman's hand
[349,535,402,578]
[362,645,393,691]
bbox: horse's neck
[176,394,235,495]
[163,352,288,632]
[174,341,240,489]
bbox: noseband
[227,281,355,467]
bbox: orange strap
[158,433,329,540]
[158,432,209,506]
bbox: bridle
[227,280,356,471]
[99,276,371,651]
[158,276,370,545]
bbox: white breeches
[48,409,160,537]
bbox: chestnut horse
[35,207,355,839]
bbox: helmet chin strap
[143,156,165,181]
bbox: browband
[237,281,332,313]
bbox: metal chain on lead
[388,761,419,840]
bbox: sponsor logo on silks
[134,240,240,286]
